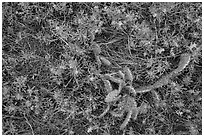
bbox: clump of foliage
[2,2,202,135]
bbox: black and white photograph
[2,2,202,135]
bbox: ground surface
[2,2,202,135]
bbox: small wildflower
[13,76,27,87]
[50,66,64,76]
[5,105,17,114]
[53,90,62,101]
[15,93,24,100]
[69,59,77,69]
[25,100,32,107]
[27,86,38,96]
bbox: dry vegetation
[2,2,202,135]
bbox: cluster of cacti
[98,53,191,130]
[3,2,201,134]
[98,66,142,129]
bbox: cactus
[123,66,133,83]
[134,85,153,93]
[125,85,136,95]
[120,109,132,130]
[103,74,122,84]
[174,53,191,74]
[100,56,111,66]
[105,89,121,103]
[103,80,113,93]
[98,104,110,118]
[118,70,125,80]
